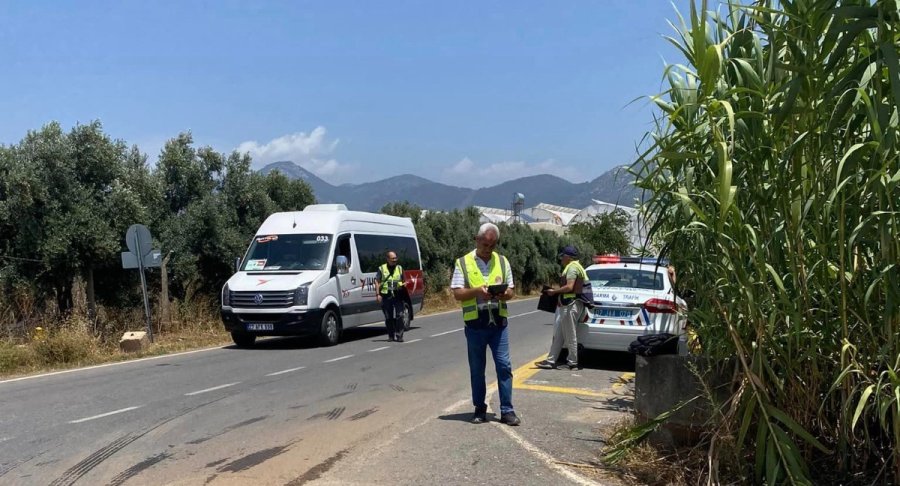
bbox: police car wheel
[319,309,341,347]
[231,331,256,348]
[401,303,412,331]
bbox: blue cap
[559,245,578,258]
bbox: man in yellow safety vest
[375,250,408,342]
[535,245,588,370]
[451,223,520,426]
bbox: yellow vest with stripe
[378,264,403,295]
[560,260,588,304]
[456,251,509,325]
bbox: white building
[474,206,515,225]
[521,203,580,226]
[571,199,648,250]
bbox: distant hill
[259,161,643,211]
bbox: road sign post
[122,224,159,343]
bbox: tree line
[0,121,631,338]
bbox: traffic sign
[125,224,153,258]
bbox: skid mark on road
[347,408,378,421]
[307,407,345,421]
[187,416,269,445]
[216,441,298,473]
[285,448,348,485]
[107,452,172,486]
[50,396,227,486]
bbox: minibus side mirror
[234,257,242,273]
[335,255,349,275]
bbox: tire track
[347,408,378,421]
[306,407,345,421]
[49,396,226,486]
[107,452,172,486]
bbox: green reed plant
[633,0,899,483]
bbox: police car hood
[227,270,321,292]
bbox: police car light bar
[592,254,670,266]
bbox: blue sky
[1,1,692,188]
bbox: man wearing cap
[535,245,588,370]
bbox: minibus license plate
[247,323,273,331]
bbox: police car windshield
[587,268,665,290]
[241,234,332,271]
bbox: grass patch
[600,417,710,486]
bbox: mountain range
[259,161,643,212]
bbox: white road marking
[508,310,540,319]
[0,436,14,443]
[184,382,240,396]
[442,398,471,413]
[69,406,142,424]
[493,422,601,486]
[402,339,422,344]
[323,355,353,363]
[367,346,390,353]
[0,345,227,385]
[266,366,306,376]
[430,328,463,337]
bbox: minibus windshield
[241,234,332,271]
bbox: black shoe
[500,412,521,426]
[388,336,395,342]
[396,337,404,343]
[472,407,487,424]
[534,359,557,370]
[567,362,579,370]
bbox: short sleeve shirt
[450,250,515,289]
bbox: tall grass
[633,0,899,483]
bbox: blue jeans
[465,325,514,414]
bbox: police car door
[333,233,361,327]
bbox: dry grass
[600,417,720,486]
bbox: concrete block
[119,331,150,353]
[634,354,734,448]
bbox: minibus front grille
[231,291,294,308]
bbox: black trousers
[381,295,405,340]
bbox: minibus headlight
[293,285,309,306]
[222,284,231,307]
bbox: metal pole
[134,232,154,343]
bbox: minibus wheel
[231,331,256,348]
[319,308,341,346]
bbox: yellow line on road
[516,384,614,398]
[512,354,545,386]
[513,359,635,398]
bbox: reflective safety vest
[378,264,404,295]
[456,251,509,324]
[560,260,588,305]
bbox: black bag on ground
[628,333,678,357]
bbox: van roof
[256,205,415,236]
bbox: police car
[577,255,687,353]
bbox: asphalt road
[0,299,623,485]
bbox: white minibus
[221,204,425,347]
